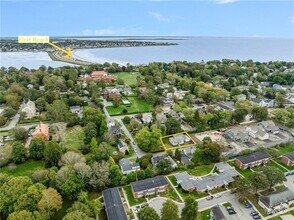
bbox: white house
[21,100,38,119]
[246,126,269,140]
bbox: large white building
[21,100,38,119]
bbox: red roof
[90,71,107,77]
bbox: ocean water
[74,37,294,65]
[0,52,73,69]
[1,37,293,69]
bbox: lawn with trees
[114,72,143,86]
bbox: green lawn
[168,175,177,186]
[268,210,294,220]
[160,186,182,202]
[106,97,152,116]
[253,161,288,173]
[222,202,232,208]
[228,160,252,177]
[247,194,268,217]
[124,185,146,206]
[60,126,85,152]
[0,160,44,177]
[187,164,214,176]
[114,72,143,86]
[198,209,210,220]
[176,187,208,200]
[274,158,294,171]
[275,143,294,155]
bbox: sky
[1,0,294,38]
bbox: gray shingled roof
[119,158,139,172]
[283,152,294,161]
[236,151,271,165]
[102,188,127,220]
[259,188,294,208]
[211,205,228,220]
[175,162,239,191]
[131,176,169,193]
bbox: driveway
[0,113,20,131]
[148,197,184,216]
[198,191,255,220]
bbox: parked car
[214,194,221,198]
[206,196,213,200]
[253,215,261,219]
[244,204,253,208]
[226,207,236,215]
[250,211,259,216]
[285,170,294,176]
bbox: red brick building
[281,152,294,167]
[235,151,271,170]
[32,123,49,141]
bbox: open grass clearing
[186,164,214,176]
[168,175,177,186]
[176,187,208,200]
[198,209,210,220]
[106,97,152,116]
[60,125,85,152]
[0,160,44,177]
[114,72,143,86]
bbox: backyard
[186,164,215,176]
[0,160,44,177]
[160,186,182,202]
[106,97,152,116]
[176,187,208,200]
[275,143,294,155]
[114,72,143,86]
[60,126,85,151]
[252,161,288,173]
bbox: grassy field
[124,185,147,206]
[198,209,210,220]
[187,164,214,176]
[228,160,252,177]
[160,186,182,202]
[253,161,288,173]
[275,143,294,155]
[0,160,44,177]
[106,97,152,116]
[114,72,143,85]
[60,126,85,151]
[176,187,208,200]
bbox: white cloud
[68,27,141,36]
[213,0,239,4]
[148,11,170,23]
[291,16,294,23]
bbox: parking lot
[148,197,184,216]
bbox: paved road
[198,191,255,220]
[0,113,20,131]
[148,197,184,216]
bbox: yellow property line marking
[160,131,198,151]
[48,42,72,57]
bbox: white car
[214,194,221,198]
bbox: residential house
[130,176,169,198]
[217,102,235,111]
[169,134,191,146]
[286,93,294,103]
[119,158,140,174]
[102,188,127,220]
[259,188,294,214]
[151,155,177,169]
[117,139,128,154]
[69,106,83,114]
[246,126,269,140]
[157,83,169,89]
[79,71,115,83]
[273,84,287,92]
[21,100,38,119]
[210,205,231,220]
[161,97,174,105]
[156,113,167,124]
[181,147,196,165]
[235,151,271,170]
[225,128,250,142]
[258,121,280,134]
[281,152,294,167]
[142,113,153,124]
[251,98,275,108]
[174,162,239,192]
[32,123,49,141]
[235,94,247,101]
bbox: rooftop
[236,151,271,164]
[130,176,169,193]
[102,188,127,220]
